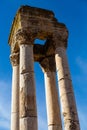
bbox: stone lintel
[33,44,45,62]
[19,5,55,18]
[33,31,68,61]
[8,5,69,60]
[33,43,56,71]
[34,42,55,62]
[39,56,56,72]
[8,5,56,46]
[52,27,68,48]
[8,5,68,52]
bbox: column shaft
[44,71,62,130]
[55,47,80,130]
[40,57,62,130]
[11,54,19,130]
[19,44,37,130]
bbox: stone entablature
[8,5,68,54]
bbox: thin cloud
[74,57,87,130]
[0,102,10,121]
[0,120,10,130]
[38,115,47,130]
[78,109,87,130]
[76,57,87,75]
[0,104,10,130]
[73,57,87,88]
[0,80,11,130]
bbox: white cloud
[0,80,11,130]
[0,102,10,121]
[73,57,87,89]
[75,57,87,130]
[38,115,47,130]
[76,57,87,75]
[0,120,10,129]
[78,109,87,130]
[37,102,47,130]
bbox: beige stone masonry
[8,5,80,130]
[19,44,37,130]
[40,57,62,130]
[55,47,80,130]
[10,53,19,130]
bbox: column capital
[14,29,35,46]
[40,56,56,73]
[10,53,19,66]
[52,27,68,48]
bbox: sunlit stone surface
[9,5,80,130]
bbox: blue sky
[0,0,87,130]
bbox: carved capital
[52,27,68,48]
[14,29,35,46]
[10,53,19,66]
[40,56,56,72]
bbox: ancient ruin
[8,5,80,130]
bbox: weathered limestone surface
[10,53,19,130]
[40,57,62,130]
[20,44,37,130]
[8,5,80,130]
[55,47,80,130]
[48,125,62,130]
[8,5,66,53]
[20,117,37,130]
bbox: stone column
[17,32,37,130]
[40,56,62,130]
[10,52,19,130]
[54,39,80,130]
